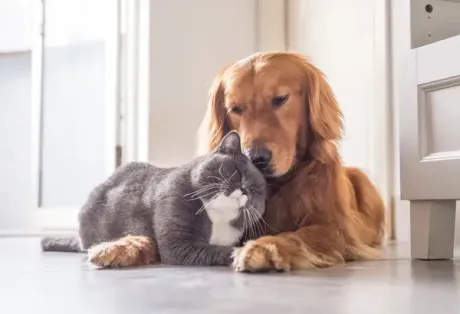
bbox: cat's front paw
[87,235,157,268]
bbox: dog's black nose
[245,146,272,169]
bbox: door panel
[31,0,121,221]
[425,83,460,154]
[41,41,107,207]
[400,35,460,200]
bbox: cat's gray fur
[41,131,266,266]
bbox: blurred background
[0,0,458,245]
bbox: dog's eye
[230,106,244,115]
[272,95,289,108]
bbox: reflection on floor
[0,238,459,314]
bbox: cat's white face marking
[229,189,248,208]
[205,189,246,246]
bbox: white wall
[147,0,390,182]
[390,0,410,244]
[148,0,260,167]
[287,0,395,238]
[287,0,383,185]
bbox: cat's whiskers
[243,207,253,240]
[195,194,219,215]
[228,170,238,181]
[186,187,218,198]
[247,205,268,237]
[188,190,219,201]
[184,183,221,196]
[207,176,227,185]
[242,205,249,238]
[246,203,279,234]
[186,192,218,201]
[244,204,258,240]
[218,163,231,185]
[185,185,220,200]
[246,204,263,238]
[246,206,256,240]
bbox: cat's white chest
[205,189,248,246]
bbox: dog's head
[197,52,343,178]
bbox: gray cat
[41,131,266,267]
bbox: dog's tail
[41,236,83,253]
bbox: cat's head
[191,131,267,227]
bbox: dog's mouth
[263,158,300,182]
[257,158,298,179]
[251,158,296,179]
[253,163,275,178]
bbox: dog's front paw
[231,238,291,273]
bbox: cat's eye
[223,166,240,183]
[228,170,241,183]
[223,165,241,183]
[272,95,289,108]
[248,187,264,196]
[230,106,244,115]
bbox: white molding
[0,229,77,237]
[373,0,394,237]
[122,0,152,163]
[123,0,139,163]
[0,49,32,55]
[255,0,287,51]
[30,0,44,229]
[105,0,122,172]
[136,0,152,162]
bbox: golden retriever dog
[197,52,386,272]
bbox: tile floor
[1,238,459,314]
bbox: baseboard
[0,228,77,237]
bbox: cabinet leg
[410,200,456,259]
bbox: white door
[400,36,460,200]
[31,0,121,230]
[400,34,460,259]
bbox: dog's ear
[298,56,343,163]
[196,65,231,155]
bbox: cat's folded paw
[87,235,157,268]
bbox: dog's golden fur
[198,52,386,271]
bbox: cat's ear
[215,131,242,155]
